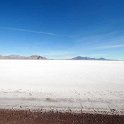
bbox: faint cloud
[0,27,56,36]
[95,44,124,49]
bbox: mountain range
[71,56,108,60]
[0,55,110,60]
[0,55,47,60]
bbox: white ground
[0,60,124,114]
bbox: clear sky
[0,0,124,59]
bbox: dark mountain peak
[30,55,47,60]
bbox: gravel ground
[0,109,124,124]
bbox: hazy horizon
[0,54,115,60]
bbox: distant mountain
[0,55,111,60]
[71,56,108,60]
[0,55,47,60]
[29,55,47,60]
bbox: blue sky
[0,0,124,59]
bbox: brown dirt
[0,109,124,124]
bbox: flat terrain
[0,109,124,124]
[0,60,124,114]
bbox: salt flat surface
[0,60,124,114]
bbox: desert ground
[0,109,124,124]
[0,60,124,123]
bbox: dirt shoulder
[0,109,124,124]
